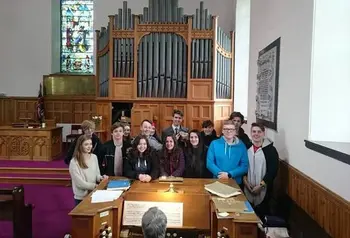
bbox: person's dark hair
[142,207,167,238]
[251,122,265,132]
[202,120,214,128]
[172,109,183,117]
[186,130,205,169]
[161,135,181,169]
[111,122,124,132]
[130,135,152,159]
[228,111,244,122]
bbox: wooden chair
[66,124,82,146]
[0,185,33,238]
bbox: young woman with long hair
[184,130,212,178]
[69,135,108,206]
[124,135,160,182]
[159,135,185,177]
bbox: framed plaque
[255,37,281,130]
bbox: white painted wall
[309,0,350,143]
[0,0,52,97]
[0,0,235,97]
[234,0,250,117]
[248,0,350,201]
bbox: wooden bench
[0,186,33,238]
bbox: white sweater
[69,153,102,200]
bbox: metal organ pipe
[136,0,187,98]
[96,1,232,99]
[191,3,213,79]
[215,26,232,99]
[97,26,109,97]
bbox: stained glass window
[60,0,94,73]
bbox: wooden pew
[0,186,33,238]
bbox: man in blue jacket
[207,120,249,185]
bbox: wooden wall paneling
[73,101,96,123]
[159,104,187,130]
[132,103,160,132]
[96,102,111,139]
[188,79,213,101]
[213,102,232,134]
[15,99,37,121]
[45,100,73,123]
[278,161,350,238]
[0,98,15,125]
[342,208,350,238]
[186,104,212,130]
[130,107,153,137]
[111,78,134,99]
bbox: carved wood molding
[278,160,350,238]
[138,23,188,33]
[191,30,213,39]
[112,30,134,38]
[216,44,232,58]
[97,43,110,57]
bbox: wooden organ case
[95,0,234,136]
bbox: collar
[172,125,180,131]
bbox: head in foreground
[142,207,167,238]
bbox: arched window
[60,0,94,73]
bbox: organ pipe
[95,0,233,99]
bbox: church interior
[0,0,349,238]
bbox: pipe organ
[95,0,235,135]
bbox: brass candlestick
[165,182,177,193]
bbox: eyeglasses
[222,128,235,132]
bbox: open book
[204,181,241,198]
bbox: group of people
[65,110,279,220]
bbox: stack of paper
[212,197,254,213]
[204,181,241,198]
[91,190,123,203]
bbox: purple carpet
[0,184,74,238]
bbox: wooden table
[0,126,62,161]
[69,178,260,238]
[210,180,260,238]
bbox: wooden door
[96,102,111,141]
[130,108,152,137]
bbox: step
[0,167,69,175]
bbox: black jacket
[183,145,212,178]
[238,127,251,149]
[99,140,132,176]
[123,149,160,180]
[200,130,218,148]
[64,134,102,165]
